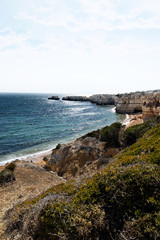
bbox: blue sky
[0,0,160,94]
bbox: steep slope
[4,121,160,240]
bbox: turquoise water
[0,93,124,164]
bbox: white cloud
[15,0,160,31]
[0,30,29,52]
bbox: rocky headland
[62,90,160,119]
[116,90,160,119]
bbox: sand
[125,114,143,129]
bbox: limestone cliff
[116,92,143,114]
[142,92,160,119]
[116,90,160,118]
[89,94,118,105]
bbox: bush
[0,170,15,186]
[55,143,61,149]
[0,162,16,186]
[100,122,122,147]
[8,164,160,240]
[6,162,16,171]
[121,117,160,147]
[81,129,100,140]
[5,121,160,240]
[116,124,160,166]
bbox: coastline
[0,106,119,167]
[0,112,143,170]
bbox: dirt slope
[0,161,65,239]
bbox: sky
[0,0,160,94]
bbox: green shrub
[0,169,15,186]
[81,129,100,139]
[0,162,16,186]
[115,124,160,166]
[100,122,122,147]
[12,164,160,240]
[5,120,160,240]
[6,162,16,171]
[55,143,61,149]
[121,117,160,147]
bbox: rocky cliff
[49,90,160,119]
[116,90,160,118]
[142,92,160,119]
[89,94,118,105]
[116,92,143,114]
[43,138,117,180]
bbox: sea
[0,93,125,165]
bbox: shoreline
[0,106,117,167]
[0,148,53,166]
[0,112,143,169]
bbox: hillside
[3,117,160,240]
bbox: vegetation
[121,116,160,147]
[0,162,16,186]
[81,117,160,149]
[100,122,122,147]
[5,119,160,240]
[55,143,61,150]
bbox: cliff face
[43,137,119,180]
[89,94,118,105]
[142,92,160,119]
[50,90,160,119]
[116,92,143,114]
[116,90,160,118]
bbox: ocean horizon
[0,93,125,165]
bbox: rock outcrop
[62,96,89,101]
[48,96,60,100]
[44,138,118,180]
[142,92,160,119]
[116,92,143,114]
[89,94,118,105]
[48,90,160,119]
[116,90,160,118]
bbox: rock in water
[48,96,60,100]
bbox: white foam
[123,114,130,125]
[110,107,116,113]
[0,147,54,166]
